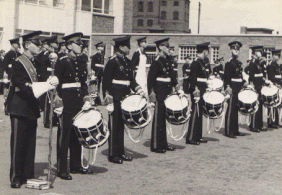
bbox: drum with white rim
[261,85,280,108]
[208,77,224,91]
[121,94,151,129]
[203,91,225,119]
[164,94,190,125]
[73,108,109,149]
[238,89,259,115]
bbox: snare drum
[203,91,225,119]
[121,94,151,129]
[73,109,109,149]
[238,89,259,115]
[261,85,280,108]
[164,94,190,125]
[208,77,224,91]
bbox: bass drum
[203,91,225,119]
[238,89,259,115]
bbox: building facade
[132,0,191,33]
[0,0,132,54]
[241,26,274,35]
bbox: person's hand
[265,79,272,86]
[47,76,59,86]
[225,85,232,95]
[246,84,254,91]
[149,91,156,103]
[137,89,145,98]
[82,101,91,111]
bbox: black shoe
[250,128,260,133]
[151,148,166,153]
[268,124,276,129]
[186,140,200,145]
[11,182,21,188]
[198,138,208,143]
[58,173,72,180]
[225,134,237,139]
[235,132,246,136]
[165,146,175,151]
[70,167,89,174]
[44,124,50,128]
[279,125,282,128]
[260,127,268,131]
[118,155,133,161]
[108,156,123,164]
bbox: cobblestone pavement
[0,94,282,195]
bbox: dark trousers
[183,79,190,94]
[250,94,263,129]
[225,93,240,136]
[186,94,203,142]
[267,107,279,126]
[108,101,125,157]
[57,112,81,174]
[10,115,37,183]
[151,101,168,150]
[43,93,51,127]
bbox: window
[82,0,91,11]
[78,0,113,15]
[148,2,153,12]
[137,19,144,27]
[173,11,179,20]
[18,0,54,6]
[138,1,144,12]
[161,11,166,20]
[179,46,197,61]
[161,1,167,6]
[145,45,157,65]
[147,19,153,27]
[184,12,186,21]
[211,47,219,64]
[53,0,65,8]
[173,1,179,6]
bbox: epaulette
[228,58,232,62]
[44,51,49,55]
[59,55,68,61]
[155,55,159,61]
[109,55,116,60]
[194,57,198,61]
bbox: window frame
[137,19,144,27]
[161,11,166,20]
[147,1,153,12]
[137,1,144,12]
[161,0,167,6]
[147,19,153,27]
[173,11,179,20]
[173,1,179,6]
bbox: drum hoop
[164,94,189,109]
[121,103,147,114]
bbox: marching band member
[147,38,182,153]
[186,42,211,145]
[244,60,251,75]
[213,57,224,79]
[182,55,192,94]
[78,44,89,70]
[266,49,282,129]
[57,41,67,59]
[224,41,246,138]
[91,42,105,105]
[55,32,92,180]
[0,50,5,94]
[8,31,57,188]
[261,51,268,78]
[249,46,268,132]
[102,36,145,164]
[132,37,148,95]
[3,38,21,115]
[172,54,179,80]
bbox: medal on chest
[75,77,79,82]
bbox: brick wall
[92,15,114,33]
[123,0,133,33]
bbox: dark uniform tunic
[249,59,265,130]
[147,55,177,150]
[266,60,282,126]
[58,51,67,59]
[102,53,140,157]
[213,64,224,79]
[186,57,211,143]
[55,54,89,174]
[91,52,104,101]
[0,57,4,94]
[182,63,191,94]
[78,53,88,70]
[224,58,245,136]
[8,54,40,184]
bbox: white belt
[173,68,178,71]
[95,64,104,68]
[197,78,207,82]
[275,75,281,79]
[112,79,130,85]
[62,82,81,89]
[231,78,243,82]
[206,69,209,71]
[185,70,190,72]
[183,76,189,79]
[47,67,52,71]
[156,77,171,82]
[219,71,224,74]
[8,64,12,68]
[254,73,263,77]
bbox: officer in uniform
[249,46,269,132]
[147,38,183,153]
[132,37,148,95]
[182,55,192,94]
[186,42,211,145]
[91,42,105,105]
[224,41,247,138]
[102,36,145,164]
[55,32,92,180]
[57,41,67,59]
[266,49,282,129]
[8,31,58,188]
[213,57,224,79]
[78,44,89,70]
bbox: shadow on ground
[101,148,148,159]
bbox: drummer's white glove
[149,91,156,103]
[224,94,230,100]
[193,87,200,103]
[265,79,272,86]
[47,76,59,86]
[206,87,212,92]
[136,88,146,98]
[225,85,232,95]
[82,101,91,111]
[247,84,255,91]
[209,75,215,80]
[3,71,8,77]
[178,89,185,97]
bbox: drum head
[165,95,188,111]
[73,110,102,128]
[261,85,278,96]
[210,78,223,90]
[121,95,146,112]
[238,90,258,104]
[203,91,224,105]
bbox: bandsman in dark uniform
[78,44,89,70]
[186,42,211,145]
[182,55,192,94]
[213,57,224,79]
[147,38,183,152]
[0,50,5,94]
[266,49,282,129]
[224,41,247,138]
[261,51,268,78]
[102,36,145,164]
[55,32,92,180]
[8,31,58,188]
[249,46,269,132]
[57,41,67,59]
[172,54,179,80]
[244,60,251,75]
[3,38,21,115]
[91,42,105,105]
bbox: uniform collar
[23,52,34,61]
[68,52,77,60]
